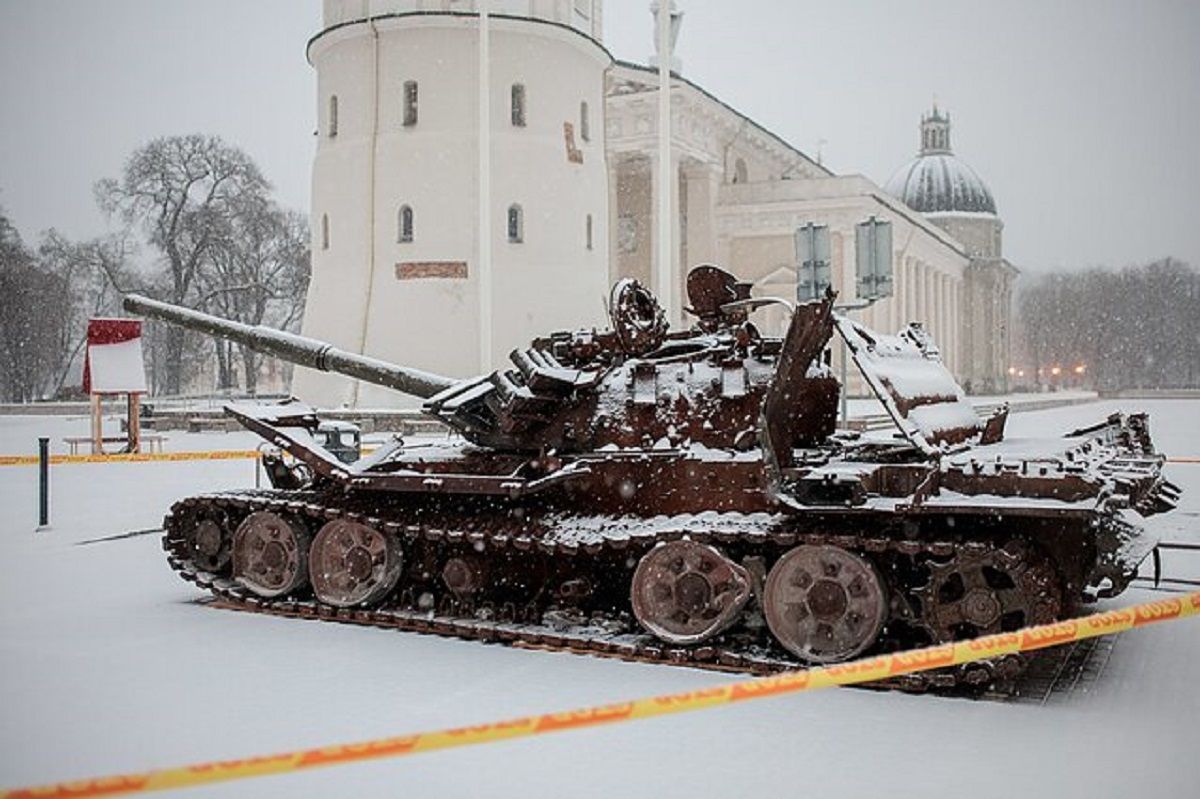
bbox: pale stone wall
[298,8,611,408]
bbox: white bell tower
[296,1,611,408]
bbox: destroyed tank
[124,265,1178,690]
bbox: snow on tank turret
[125,265,1178,690]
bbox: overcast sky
[1,0,1197,273]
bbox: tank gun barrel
[122,294,458,399]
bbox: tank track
[163,489,1052,695]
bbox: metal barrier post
[37,437,50,529]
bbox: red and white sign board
[84,318,147,395]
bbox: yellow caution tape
[0,451,260,467]
[3,591,1197,798]
[1,453,1193,468]
[0,447,380,467]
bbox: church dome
[884,107,997,216]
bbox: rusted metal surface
[231,511,310,599]
[126,264,1177,691]
[630,540,752,644]
[763,545,888,663]
[914,541,1062,641]
[309,519,403,608]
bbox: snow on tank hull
[133,266,1179,691]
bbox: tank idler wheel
[184,508,233,574]
[309,519,403,608]
[630,540,753,645]
[763,545,888,664]
[232,511,312,598]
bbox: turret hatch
[835,316,992,453]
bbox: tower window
[403,81,418,127]
[507,204,523,243]
[398,205,413,243]
[511,84,526,127]
[328,95,338,138]
[580,101,590,142]
[585,214,593,250]
[733,157,748,184]
[321,214,330,250]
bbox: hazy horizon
[1,0,1197,274]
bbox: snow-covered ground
[0,399,1197,797]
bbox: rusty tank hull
[128,265,1178,691]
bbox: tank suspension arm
[122,294,459,399]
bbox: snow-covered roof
[884,153,997,216]
[883,107,997,216]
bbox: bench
[63,434,166,456]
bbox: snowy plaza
[2,1,1199,797]
[1,397,1198,798]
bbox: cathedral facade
[296,1,1015,406]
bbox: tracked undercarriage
[128,265,1179,693]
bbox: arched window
[585,213,593,250]
[398,205,413,243]
[321,214,330,250]
[507,204,523,243]
[403,81,418,126]
[733,157,748,184]
[328,95,338,138]
[511,83,526,127]
[580,100,590,142]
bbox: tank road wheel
[630,540,752,645]
[181,506,233,573]
[232,511,312,599]
[915,542,1062,642]
[309,519,403,608]
[763,545,888,664]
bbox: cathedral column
[915,261,928,328]
[648,151,683,327]
[938,273,949,355]
[682,160,721,269]
[607,157,621,285]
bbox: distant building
[883,107,1016,393]
[295,1,1014,406]
[607,63,972,393]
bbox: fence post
[37,437,50,529]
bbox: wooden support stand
[89,392,143,455]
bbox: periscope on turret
[123,265,1178,691]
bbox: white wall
[297,10,611,408]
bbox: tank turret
[125,269,841,455]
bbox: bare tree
[0,211,70,402]
[200,204,309,393]
[1019,259,1200,390]
[37,231,133,395]
[96,135,269,394]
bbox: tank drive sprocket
[914,540,1063,643]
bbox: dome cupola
[884,106,996,216]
